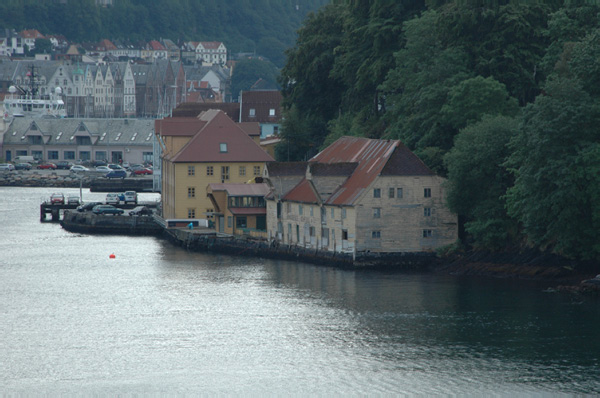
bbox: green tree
[505,77,600,260]
[33,38,52,55]
[230,58,279,100]
[440,76,519,131]
[444,115,519,249]
[278,4,346,160]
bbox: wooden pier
[40,201,158,221]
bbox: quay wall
[0,171,153,191]
[163,228,440,269]
[0,171,92,188]
[61,211,163,235]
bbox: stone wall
[0,171,93,188]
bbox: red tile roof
[229,207,267,215]
[170,110,274,163]
[200,41,222,49]
[240,90,282,123]
[238,122,260,137]
[310,136,434,206]
[148,40,166,51]
[155,117,206,137]
[283,179,319,204]
[98,39,116,50]
[20,29,44,39]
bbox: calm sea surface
[1,187,599,395]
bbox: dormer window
[219,143,228,153]
[249,108,255,117]
[269,108,275,116]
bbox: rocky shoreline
[0,171,93,188]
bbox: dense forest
[278,0,600,261]
[0,0,328,66]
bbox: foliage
[505,78,600,259]
[0,0,328,67]
[444,115,519,249]
[33,38,52,55]
[230,58,280,100]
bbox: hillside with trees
[278,0,600,261]
[0,0,328,67]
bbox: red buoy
[109,253,116,259]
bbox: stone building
[264,136,458,254]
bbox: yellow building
[157,109,274,222]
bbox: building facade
[265,137,458,254]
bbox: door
[218,216,224,233]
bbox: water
[1,187,599,395]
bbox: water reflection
[1,188,599,394]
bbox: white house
[195,42,227,65]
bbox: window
[372,231,381,239]
[397,188,403,198]
[424,207,431,217]
[342,229,348,240]
[269,108,275,116]
[342,208,346,219]
[389,188,395,198]
[296,225,300,241]
[254,166,261,176]
[249,108,255,117]
[219,143,227,153]
[221,166,229,182]
[310,207,314,217]
[64,151,75,160]
[188,187,195,198]
[423,229,432,238]
[227,216,232,228]
[76,136,91,145]
[207,166,213,176]
[79,151,90,161]
[188,208,195,218]
[47,151,59,160]
[95,151,106,161]
[424,188,431,198]
[239,166,246,176]
[373,188,381,198]
[331,208,335,218]
[373,208,381,218]
[236,217,247,228]
[188,166,195,176]
[299,205,303,215]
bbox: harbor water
[1,187,599,395]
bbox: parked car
[37,163,57,170]
[66,196,80,205]
[55,161,74,170]
[90,160,107,167]
[70,165,90,173]
[129,206,152,216]
[14,162,32,170]
[108,164,124,170]
[132,168,153,176]
[123,191,138,204]
[77,201,102,212]
[50,193,65,204]
[105,193,120,204]
[0,163,15,171]
[105,170,127,179]
[95,166,111,174]
[92,205,124,215]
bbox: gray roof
[3,117,154,146]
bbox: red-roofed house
[147,40,167,60]
[19,29,45,50]
[195,41,227,65]
[157,109,274,221]
[265,136,458,253]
